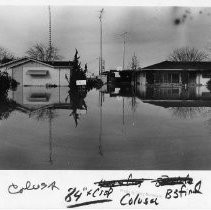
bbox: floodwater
[1,84,211,169]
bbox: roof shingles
[142,61,211,70]
[0,57,74,68]
[42,61,74,67]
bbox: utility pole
[98,8,104,154]
[99,8,104,75]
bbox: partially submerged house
[100,69,134,84]
[0,57,74,86]
[137,61,211,86]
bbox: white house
[0,57,74,86]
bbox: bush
[0,71,18,95]
[86,78,103,91]
[206,79,211,92]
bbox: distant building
[137,61,211,86]
[0,57,74,86]
[100,69,134,84]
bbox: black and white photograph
[0,2,211,171]
[1,1,211,209]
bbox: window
[28,93,50,102]
[26,70,48,76]
[172,73,179,83]
[202,73,211,78]
[154,72,180,83]
[163,73,168,83]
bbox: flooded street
[0,85,211,169]
[2,5,211,209]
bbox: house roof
[0,57,74,69]
[42,61,74,67]
[142,61,211,71]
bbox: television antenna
[119,32,128,70]
[48,5,52,61]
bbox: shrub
[0,71,18,95]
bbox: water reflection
[135,85,211,119]
[0,96,17,120]
[1,84,211,169]
[7,86,88,126]
[99,91,103,156]
[169,107,206,119]
[67,87,87,127]
[5,86,88,164]
[5,84,211,124]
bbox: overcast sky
[0,6,211,73]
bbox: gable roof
[0,57,74,69]
[142,61,211,71]
[42,61,74,67]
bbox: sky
[0,6,211,74]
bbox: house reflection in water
[100,82,211,120]
[136,85,211,119]
[7,86,87,124]
[6,86,88,164]
[137,85,211,105]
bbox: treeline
[0,43,62,64]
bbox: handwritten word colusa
[64,174,201,208]
[95,174,202,207]
[8,181,59,194]
[120,193,159,206]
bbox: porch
[145,71,199,86]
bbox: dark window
[172,88,180,95]
[202,73,211,78]
[26,70,49,77]
[172,73,179,83]
[154,73,160,83]
[163,73,168,83]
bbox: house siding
[142,70,211,86]
[12,65,23,85]
[3,60,71,86]
[59,68,72,86]
[23,66,59,86]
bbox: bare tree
[168,47,209,62]
[0,47,15,64]
[26,43,62,61]
[129,53,139,70]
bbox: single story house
[0,57,74,86]
[137,61,211,86]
